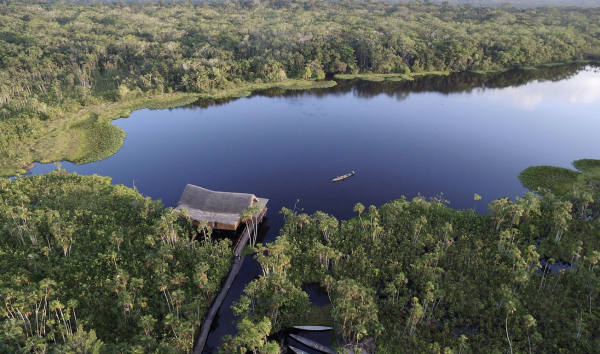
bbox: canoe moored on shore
[289,346,310,354]
[293,325,333,331]
[289,334,336,354]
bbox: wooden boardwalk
[192,255,245,354]
[233,225,252,257]
[193,210,266,354]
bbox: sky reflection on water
[28,64,600,353]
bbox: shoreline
[333,60,599,82]
[1,79,336,177]
[4,60,599,178]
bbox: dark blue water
[29,65,600,353]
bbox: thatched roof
[174,184,266,227]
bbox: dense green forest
[425,0,600,8]
[1,0,600,176]
[222,159,600,353]
[26,1,600,8]
[0,172,232,353]
[1,166,599,353]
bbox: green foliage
[518,165,580,196]
[335,73,415,82]
[519,161,600,220]
[232,188,600,353]
[232,237,310,334]
[2,0,600,175]
[0,173,232,352]
[69,116,127,164]
[53,329,104,354]
[573,159,600,172]
[219,317,280,354]
[331,278,382,343]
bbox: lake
[29,63,600,353]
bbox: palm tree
[353,203,365,229]
[240,206,261,247]
[505,301,516,354]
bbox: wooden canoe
[332,171,355,182]
[289,346,310,354]
[289,334,336,354]
[293,326,333,331]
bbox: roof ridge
[185,184,255,198]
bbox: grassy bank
[334,71,450,82]
[518,158,600,198]
[335,61,600,81]
[0,79,335,177]
[470,60,600,75]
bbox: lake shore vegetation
[0,172,233,353]
[0,79,336,177]
[2,0,600,176]
[3,165,600,353]
[520,159,600,205]
[224,162,600,353]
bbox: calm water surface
[30,64,600,353]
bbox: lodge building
[174,184,268,231]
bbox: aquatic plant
[518,165,580,196]
[573,159,600,172]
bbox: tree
[54,329,103,354]
[331,279,382,343]
[474,193,482,211]
[505,301,516,354]
[240,205,261,247]
[229,317,278,354]
[0,173,232,352]
[523,314,537,354]
[353,203,365,229]
[301,67,312,80]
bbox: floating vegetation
[334,73,413,81]
[137,96,200,110]
[386,76,413,82]
[469,68,512,75]
[518,165,580,196]
[69,115,126,164]
[364,77,386,82]
[539,62,568,67]
[519,159,600,196]
[230,90,252,98]
[280,80,337,90]
[572,159,600,172]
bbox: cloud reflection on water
[491,67,600,110]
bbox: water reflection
[185,63,597,111]
[26,63,600,353]
[495,68,600,109]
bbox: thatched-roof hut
[174,184,268,231]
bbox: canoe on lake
[293,326,333,331]
[332,171,355,182]
[289,346,310,354]
[289,334,336,354]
